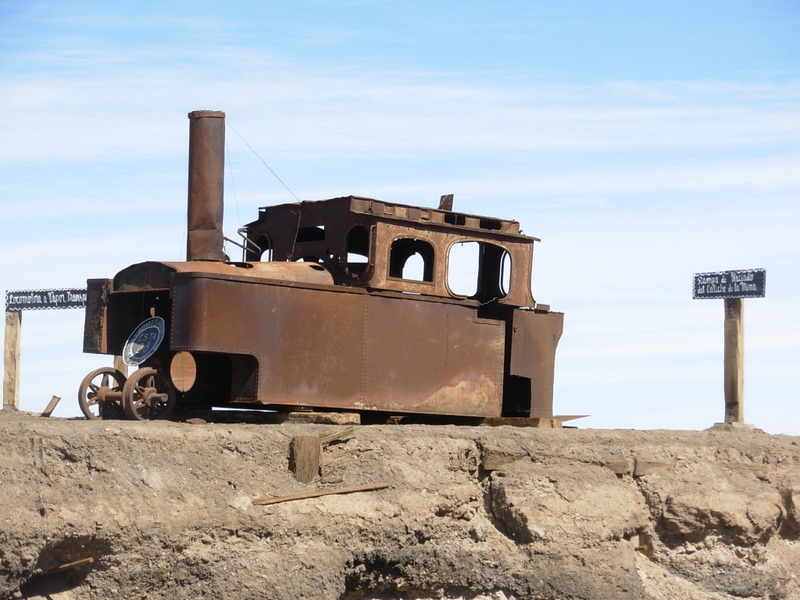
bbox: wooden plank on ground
[41,395,61,417]
[253,482,391,506]
[480,417,563,428]
[318,426,357,446]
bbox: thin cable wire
[225,135,242,224]
[226,120,301,202]
[224,135,241,260]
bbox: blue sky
[2,0,799,434]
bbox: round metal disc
[122,317,166,366]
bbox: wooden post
[288,428,357,484]
[113,355,128,378]
[3,311,22,411]
[723,298,744,423]
[289,434,323,484]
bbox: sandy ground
[1,410,799,600]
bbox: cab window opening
[476,243,511,302]
[389,238,434,282]
[447,241,511,302]
[447,241,479,297]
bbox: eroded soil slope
[1,411,799,600]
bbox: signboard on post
[3,288,88,411]
[693,269,766,300]
[692,269,766,427]
[5,289,88,312]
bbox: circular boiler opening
[170,351,197,393]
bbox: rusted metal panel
[348,196,531,237]
[83,279,112,354]
[367,220,536,307]
[170,273,505,417]
[114,260,334,291]
[169,274,365,397]
[510,309,564,418]
[361,296,504,416]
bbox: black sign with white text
[692,269,766,300]
[5,288,88,312]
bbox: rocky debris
[0,411,799,599]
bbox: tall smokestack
[187,110,226,261]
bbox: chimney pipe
[187,110,226,261]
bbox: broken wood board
[253,482,390,506]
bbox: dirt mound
[1,411,799,600]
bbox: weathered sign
[692,268,766,426]
[5,289,88,312]
[692,269,766,300]
[4,288,89,411]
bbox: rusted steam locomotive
[79,110,563,422]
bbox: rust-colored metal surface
[509,308,564,418]
[186,110,226,262]
[169,274,505,416]
[81,110,564,421]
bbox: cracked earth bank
[1,412,799,600]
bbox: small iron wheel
[78,367,127,420]
[123,367,176,421]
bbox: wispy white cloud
[2,44,800,163]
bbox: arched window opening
[402,253,425,281]
[389,238,434,283]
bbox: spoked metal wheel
[78,367,127,420]
[123,367,176,421]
